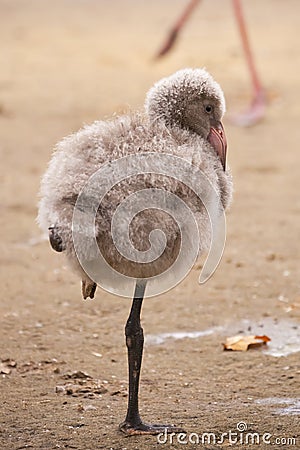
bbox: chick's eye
[205,105,213,113]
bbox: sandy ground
[0,0,300,449]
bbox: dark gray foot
[119,420,184,435]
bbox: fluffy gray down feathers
[38,68,233,291]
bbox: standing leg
[119,280,184,435]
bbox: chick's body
[38,69,232,294]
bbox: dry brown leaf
[223,334,271,351]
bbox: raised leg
[81,279,97,299]
[119,280,184,435]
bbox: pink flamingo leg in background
[155,0,201,58]
[155,0,266,126]
[231,0,266,126]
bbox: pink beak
[207,121,227,171]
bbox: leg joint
[125,321,143,338]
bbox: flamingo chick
[38,68,232,435]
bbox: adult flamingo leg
[155,0,266,126]
[155,0,201,58]
[231,0,266,126]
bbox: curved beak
[207,121,227,171]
